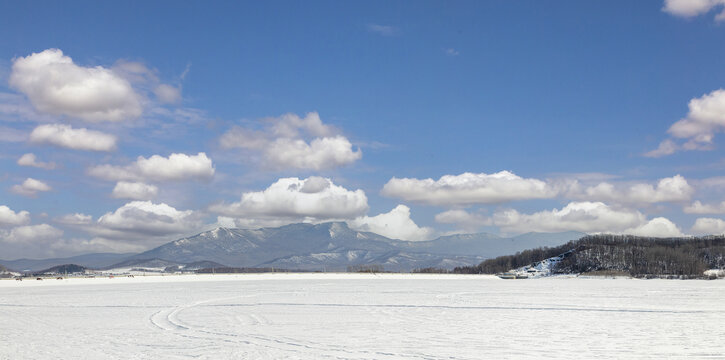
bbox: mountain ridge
[0,223,585,272]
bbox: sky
[3,0,725,259]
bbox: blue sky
[3,0,725,259]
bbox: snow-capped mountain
[127,222,583,271]
[0,223,584,272]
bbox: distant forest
[454,234,725,278]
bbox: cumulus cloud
[434,209,489,231]
[13,203,201,258]
[2,223,63,243]
[684,200,725,214]
[91,201,202,240]
[0,205,30,226]
[489,201,684,237]
[17,153,56,170]
[644,139,679,158]
[265,136,361,170]
[11,178,51,197]
[0,223,142,259]
[29,124,117,152]
[111,60,183,104]
[111,181,159,200]
[569,175,693,205]
[348,205,435,241]
[624,217,684,238]
[492,201,646,234]
[9,48,142,122]
[647,89,725,156]
[381,171,559,206]
[691,217,725,234]
[663,0,725,20]
[216,216,237,228]
[219,112,362,170]
[88,152,214,182]
[209,177,369,227]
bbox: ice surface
[0,274,723,359]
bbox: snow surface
[512,252,569,278]
[1,273,723,359]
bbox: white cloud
[216,216,237,228]
[111,60,186,108]
[644,139,678,158]
[0,205,30,226]
[367,24,398,36]
[111,181,159,200]
[11,178,51,197]
[209,177,369,226]
[381,171,559,206]
[624,217,684,238]
[153,84,182,104]
[684,200,725,214]
[265,136,361,171]
[434,209,489,231]
[55,213,93,225]
[0,223,143,259]
[93,201,202,239]
[490,201,684,237]
[3,223,63,243]
[88,152,214,182]
[29,124,117,152]
[9,48,142,122]
[691,217,725,234]
[17,153,56,170]
[491,201,647,234]
[647,89,725,156]
[663,0,725,20]
[348,205,435,241]
[669,89,725,137]
[570,175,693,205]
[219,112,361,170]
[15,203,202,259]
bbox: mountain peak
[210,226,230,238]
[327,222,351,238]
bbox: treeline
[37,264,87,275]
[453,235,725,278]
[196,267,304,273]
[347,264,385,273]
[557,235,725,277]
[453,242,576,274]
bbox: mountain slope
[130,223,582,271]
[1,223,585,273]
[131,222,400,267]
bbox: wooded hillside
[454,235,725,277]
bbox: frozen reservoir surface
[1,273,723,359]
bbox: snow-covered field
[1,274,723,359]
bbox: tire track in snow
[147,293,452,360]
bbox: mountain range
[0,222,585,272]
